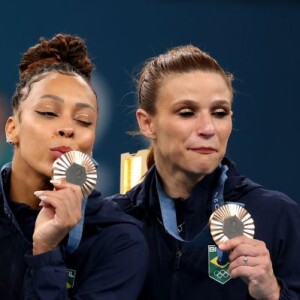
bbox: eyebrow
[211,99,232,106]
[39,94,64,103]
[75,102,96,111]
[38,94,96,111]
[183,99,231,105]
[174,99,198,108]
[175,99,231,106]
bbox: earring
[6,139,14,145]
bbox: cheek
[19,122,45,141]
[226,123,233,140]
[78,131,96,151]
[162,121,186,138]
[219,121,232,141]
[219,131,232,150]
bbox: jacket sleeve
[279,280,300,300]
[73,223,149,300]
[23,247,68,299]
[22,223,148,300]
[273,199,300,300]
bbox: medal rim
[52,150,97,198]
[209,203,255,246]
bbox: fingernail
[50,179,62,185]
[39,201,44,207]
[34,191,44,197]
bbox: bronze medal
[53,150,97,197]
[209,203,255,246]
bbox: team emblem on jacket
[67,269,76,289]
[208,245,231,284]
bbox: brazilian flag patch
[67,269,76,289]
[208,245,231,284]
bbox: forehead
[22,71,97,108]
[157,71,232,101]
[29,71,92,94]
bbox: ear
[136,108,156,140]
[5,116,19,145]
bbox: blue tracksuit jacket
[109,157,300,299]
[0,163,148,299]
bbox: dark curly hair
[12,33,95,113]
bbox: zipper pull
[176,249,182,269]
[177,223,184,233]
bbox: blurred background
[1,0,299,202]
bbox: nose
[197,114,215,138]
[57,127,74,138]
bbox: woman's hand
[219,236,280,300]
[32,179,83,255]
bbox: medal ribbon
[66,198,88,253]
[66,156,98,253]
[156,164,228,243]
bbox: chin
[192,162,219,176]
[40,162,54,179]
[41,170,53,180]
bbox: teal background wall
[1,0,299,201]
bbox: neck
[155,164,205,200]
[10,161,52,209]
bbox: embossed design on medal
[53,150,97,198]
[209,203,255,246]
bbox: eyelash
[36,111,57,117]
[36,111,93,127]
[74,114,93,127]
[212,109,229,118]
[178,108,194,117]
[177,108,230,118]
[76,119,93,127]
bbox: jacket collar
[1,162,13,211]
[126,157,263,207]
[222,157,262,200]
[0,163,141,229]
[0,162,29,241]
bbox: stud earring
[6,139,14,145]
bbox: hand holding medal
[208,203,255,284]
[33,151,98,255]
[210,205,280,299]
[51,150,98,253]
[209,203,255,246]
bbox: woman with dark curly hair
[0,33,148,299]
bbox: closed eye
[35,110,58,117]
[76,120,93,127]
[74,113,93,127]
[178,108,195,117]
[212,108,230,118]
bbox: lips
[50,146,73,159]
[190,147,217,154]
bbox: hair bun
[19,33,94,80]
